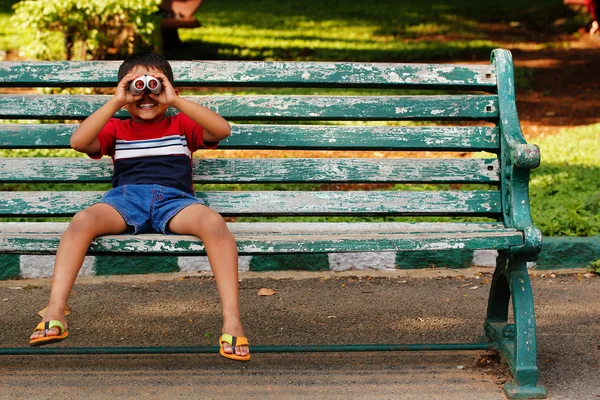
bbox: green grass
[589,259,600,274]
[0,0,581,61]
[529,124,600,237]
[170,0,571,62]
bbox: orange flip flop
[219,334,251,361]
[30,320,69,347]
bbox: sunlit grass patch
[529,123,600,236]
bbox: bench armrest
[511,143,540,169]
[492,49,542,256]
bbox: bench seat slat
[0,221,513,234]
[0,158,500,184]
[0,190,502,216]
[0,222,522,255]
[0,61,496,89]
[0,124,500,151]
[0,95,499,120]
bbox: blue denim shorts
[99,184,205,234]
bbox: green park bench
[0,49,545,399]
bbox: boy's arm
[150,72,231,142]
[70,72,142,154]
[70,97,123,154]
[171,97,231,142]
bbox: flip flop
[219,333,251,361]
[30,320,69,347]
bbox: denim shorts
[99,184,205,234]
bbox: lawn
[0,0,584,61]
[172,0,578,61]
[0,0,597,237]
[529,124,600,237]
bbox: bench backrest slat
[0,158,500,184]
[0,58,510,225]
[0,95,499,120]
[0,124,500,151]
[0,61,496,89]
[0,191,501,217]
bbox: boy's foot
[220,334,250,361]
[30,308,68,345]
[30,320,69,346]
[220,319,250,360]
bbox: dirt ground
[1,270,598,399]
[509,35,600,139]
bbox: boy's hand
[148,72,180,107]
[114,73,144,105]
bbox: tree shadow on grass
[165,0,591,62]
[191,0,579,46]
[197,0,572,36]
[165,38,497,62]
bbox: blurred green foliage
[589,260,600,274]
[10,0,161,60]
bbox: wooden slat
[0,61,496,89]
[0,95,499,120]
[0,158,500,184]
[0,221,514,234]
[0,222,522,255]
[0,232,523,254]
[0,124,500,151]
[0,190,502,217]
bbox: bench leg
[484,253,547,399]
[161,28,184,49]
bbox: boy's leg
[167,204,249,358]
[30,203,129,340]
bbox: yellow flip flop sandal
[30,320,69,347]
[219,334,251,362]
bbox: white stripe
[20,255,95,278]
[178,256,252,273]
[115,145,191,160]
[328,252,397,271]
[116,135,187,150]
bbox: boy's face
[124,65,170,124]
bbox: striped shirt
[89,113,218,195]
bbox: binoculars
[129,75,162,95]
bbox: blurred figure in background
[587,0,599,36]
[564,0,598,36]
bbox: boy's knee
[69,209,100,232]
[199,212,230,238]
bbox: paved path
[1,269,598,399]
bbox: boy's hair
[118,52,175,86]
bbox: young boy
[29,52,250,361]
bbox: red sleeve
[177,113,219,152]
[88,118,117,159]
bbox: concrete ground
[0,268,598,399]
